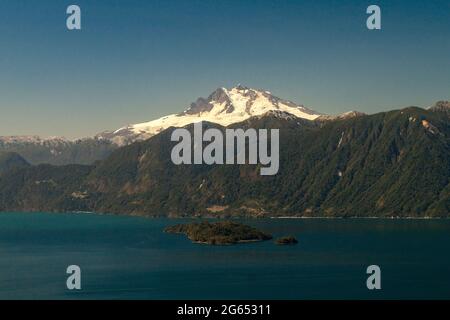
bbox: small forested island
[275,236,298,245]
[164,221,273,245]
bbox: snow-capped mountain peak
[98,85,322,145]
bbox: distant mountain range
[0,136,116,166]
[0,86,357,165]
[0,94,449,217]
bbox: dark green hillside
[0,164,93,212]
[0,106,449,217]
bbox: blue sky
[0,0,449,138]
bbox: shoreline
[0,211,449,220]
[192,239,263,245]
[271,216,449,220]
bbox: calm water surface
[0,212,449,299]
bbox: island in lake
[275,236,298,245]
[164,221,273,245]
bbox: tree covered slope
[0,106,448,217]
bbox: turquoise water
[0,212,449,299]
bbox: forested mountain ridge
[0,105,449,217]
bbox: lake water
[0,212,449,299]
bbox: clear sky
[0,0,449,139]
